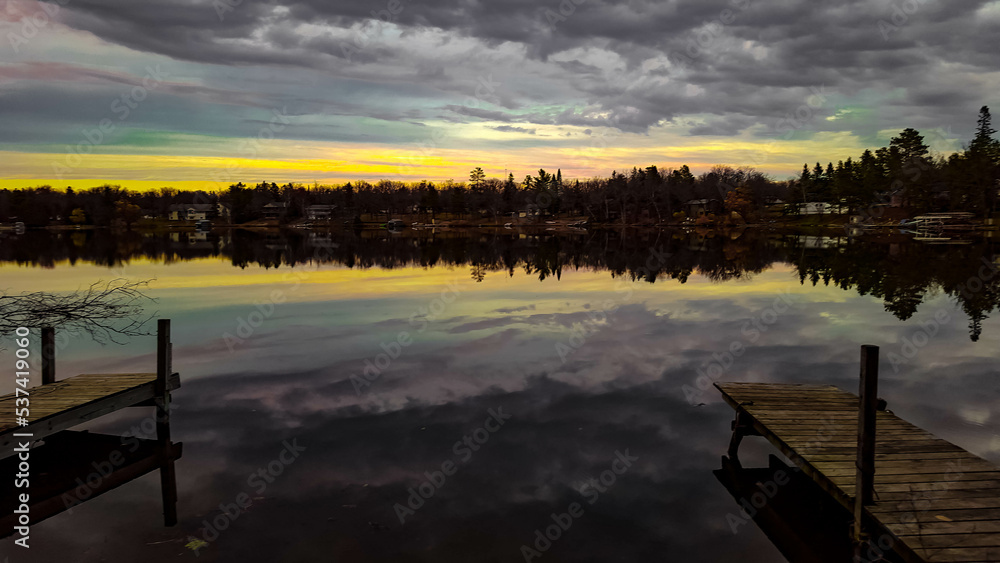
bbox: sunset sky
[1,0,998,190]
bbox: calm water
[1,229,999,562]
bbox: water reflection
[3,229,998,340]
[714,455,858,563]
[0,430,181,538]
[1,229,998,562]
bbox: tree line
[791,106,1000,218]
[2,107,997,226]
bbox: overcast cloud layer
[0,0,998,182]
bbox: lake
[1,228,999,562]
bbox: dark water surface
[1,229,999,562]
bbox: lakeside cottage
[167,203,213,221]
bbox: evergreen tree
[469,167,485,190]
[967,106,1000,216]
[969,106,998,161]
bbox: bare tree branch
[0,278,157,344]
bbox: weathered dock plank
[0,372,180,457]
[1,320,181,527]
[716,381,1000,563]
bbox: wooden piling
[41,327,55,385]
[854,345,879,542]
[1,319,183,529]
[155,319,177,526]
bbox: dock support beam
[854,345,879,543]
[726,409,761,465]
[155,319,178,527]
[41,326,55,385]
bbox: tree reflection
[3,228,998,340]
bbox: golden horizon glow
[0,127,911,191]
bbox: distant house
[262,202,288,219]
[684,199,721,217]
[795,202,828,215]
[792,202,846,215]
[305,204,337,220]
[168,203,213,221]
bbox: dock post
[41,326,55,385]
[854,345,879,543]
[155,319,178,526]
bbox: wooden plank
[715,380,1000,563]
[897,533,1000,549]
[877,508,1000,525]
[814,460,998,475]
[905,546,1000,562]
[891,520,1000,536]
[873,498,1000,512]
[877,489,1000,502]
[0,372,179,458]
[873,481,1000,493]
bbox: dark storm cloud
[33,0,1000,140]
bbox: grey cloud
[491,125,537,134]
[27,0,1000,141]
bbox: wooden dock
[716,379,1000,562]
[0,372,179,457]
[0,319,181,527]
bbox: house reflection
[1,228,998,340]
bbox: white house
[167,203,213,221]
[306,204,337,220]
[262,202,288,219]
[794,202,846,215]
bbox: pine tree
[890,128,929,165]
[967,106,1000,216]
[469,167,485,190]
